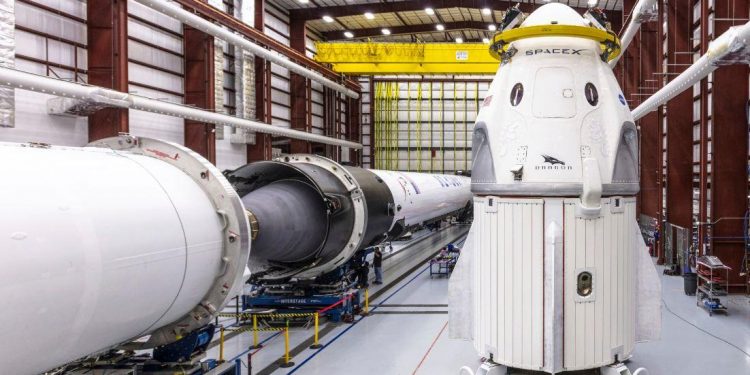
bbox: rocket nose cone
[521,3,587,27]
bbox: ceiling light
[436,24,445,31]
[455,37,464,43]
[425,8,435,16]
[381,28,391,35]
[364,12,375,20]
[587,0,599,7]
[344,31,354,38]
[481,8,491,16]
[298,0,309,3]
[482,37,490,44]
[322,15,334,23]
[488,24,497,31]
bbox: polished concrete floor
[207,230,750,375]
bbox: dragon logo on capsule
[541,154,565,165]
[535,154,573,171]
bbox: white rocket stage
[204,231,749,375]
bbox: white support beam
[632,21,750,120]
[609,0,658,67]
[0,66,363,149]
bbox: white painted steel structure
[132,0,360,99]
[0,136,250,375]
[0,66,362,149]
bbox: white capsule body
[463,3,645,374]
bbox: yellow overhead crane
[313,42,500,75]
[314,25,620,75]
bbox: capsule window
[585,83,599,106]
[510,83,524,106]
[577,271,593,297]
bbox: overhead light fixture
[298,0,309,3]
[344,31,354,38]
[587,0,599,7]
[488,24,497,31]
[436,24,445,31]
[425,7,435,15]
[481,8,492,16]
[322,15,334,23]
[455,37,464,43]
[364,12,375,19]
[482,37,490,44]
[381,28,391,35]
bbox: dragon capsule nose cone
[521,3,587,27]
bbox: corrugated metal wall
[9,0,88,145]
[3,0,353,171]
[264,1,291,130]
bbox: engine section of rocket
[225,154,472,281]
[451,3,659,374]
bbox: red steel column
[698,0,710,255]
[289,21,311,154]
[368,77,375,169]
[610,10,625,87]
[87,0,129,142]
[665,0,694,250]
[638,18,662,260]
[348,95,361,166]
[183,0,216,163]
[655,1,666,261]
[709,0,749,291]
[248,0,272,162]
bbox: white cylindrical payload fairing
[224,154,472,280]
[0,135,249,375]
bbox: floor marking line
[287,265,432,374]
[254,324,338,375]
[411,320,449,375]
[371,311,449,314]
[375,303,449,307]
[226,331,282,363]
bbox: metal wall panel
[0,0,14,127]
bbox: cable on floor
[661,297,750,358]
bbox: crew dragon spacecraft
[449,1,750,375]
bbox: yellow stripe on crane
[314,25,620,75]
[314,42,499,75]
